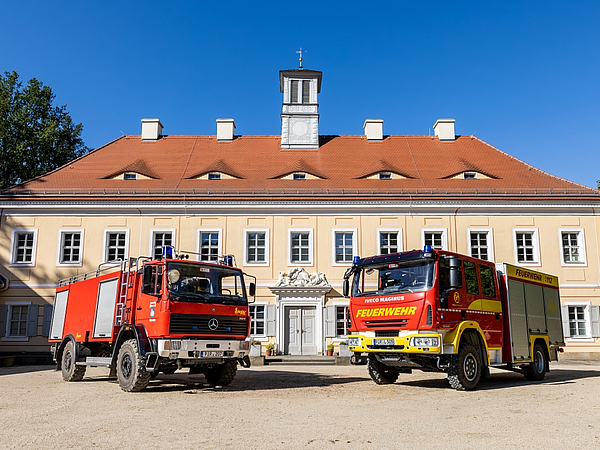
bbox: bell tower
[280,51,322,149]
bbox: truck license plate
[373,339,395,346]
[200,351,223,357]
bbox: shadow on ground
[0,364,54,376]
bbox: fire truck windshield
[352,259,435,297]
[166,262,247,305]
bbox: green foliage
[0,71,88,189]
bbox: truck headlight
[410,337,439,347]
[347,338,361,347]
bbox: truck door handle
[137,307,142,310]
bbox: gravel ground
[1,361,599,449]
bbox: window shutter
[0,305,7,337]
[591,305,600,338]
[325,305,336,338]
[42,304,53,337]
[561,305,570,338]
[266,304,276,336]
[26,304,39,337]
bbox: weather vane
[296,47,306,69]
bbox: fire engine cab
[48,247,255,392]
[344,247,564,390]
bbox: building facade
[1,66,600,359]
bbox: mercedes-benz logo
[208,318,219,331]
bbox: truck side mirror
[343,279,350,297]
[448,257,463,290]
[248,282,256,297]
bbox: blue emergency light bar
[353,256,361,264]
[162,246,174,259]
[223,255,233,266]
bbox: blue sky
[2,1,599,188]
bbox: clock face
[292,120,309,137]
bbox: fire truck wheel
[523,343,547,381]
[204,360,238,387]
[448,343,482,391]
[117,339,151,392]
[61,341,86,382]
[367,354,400,385]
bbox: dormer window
[290,80,310,104]
[123,172,137,180]
[293,172,307,180]
[208,172,222,180]
[379,172,392,180]
[463,172,477,179]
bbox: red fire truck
[48,248,255,392]
[343,247,564,390]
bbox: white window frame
[334,302,350,339]
[56,229,84,267]
[243,228,270,266]
[197,229,222,262]
[512,228,540,266]
[2,301,32,342]
[149,228,176,260]
[10,228,38,267]
[288,228,313,266]
[123,172,137,180]
[466,228,494,262]
[421,228,447,251]
[332,228,357,266]
[289,79,311,104]
[564,302,594,341]
[102,229,130,263]
[249,303,268,339]
[558,228,586,266]
[377,228,403,255]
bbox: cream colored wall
[2,211,599,354]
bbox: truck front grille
[364,319,407,328]
[169,314,248,335]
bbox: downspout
[0,208,8,291]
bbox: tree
[0,71,88,189]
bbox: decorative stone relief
[275,267,329,287]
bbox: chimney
[363,119,384,140]
[141,118,163,141]
[216,119,236,141]
[433,119,455,141]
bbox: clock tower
[280,65,322,149]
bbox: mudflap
[239,356,251,368]
[145,352,160,372]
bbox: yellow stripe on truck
[355,306,417,318]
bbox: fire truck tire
[61,341,86,382]
[448,343,482,391]
[204,360,238,387]
[117,339,151,392]
[523,343,547,381]
[367,354,399,385]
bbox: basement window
[463,172,477,179]
[379,172,392,180]
[208,172,222,180]
[293,172,307,180]
[123,172,137,180]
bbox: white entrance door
[285,306,317,355]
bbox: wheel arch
[110,325,151,372]
[445,321,490,367]
[531,336,551,373]
[55,334,77,370]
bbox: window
[379,230,401,255]
[513,229,539,265]
[104,231,128,262]
[336,306,349,337]
[302,80,310,103]
[8,305,28,337]
[422,229,447,250]
[208,172,221,180]
[290,80,310,104]
[379,172,392,180]
[58,230,83,265]
[123,172,137,180]
[479,265,496,297]
[563,304,600,340]
[469,230,493,261]
[559,229,586,265]
[333,230,356,264]
[569,306,587,337]
[463,172,477,179]
[293,172,306,180]
[11,229,37,266]
[199,231,220,262]
[245,230,268,265]
[464,261,479,295]
[290,230,312,265]
[152,231,173,260]
[249,305,265,335]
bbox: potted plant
[265,342,275,356]
[326,343,334,356]
[249,340,262,357]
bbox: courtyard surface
[1,361,598,449]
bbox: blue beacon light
[353,256,361,264]
[162,246,173,259]
[423,245,433,253]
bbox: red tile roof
[2,134,598,200]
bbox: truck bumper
[157,338,249,360]
[347,332,442,354]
